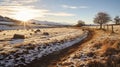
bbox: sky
[0,0,120,24]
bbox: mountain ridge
[29,19,67,26]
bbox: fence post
[111,25,114,33]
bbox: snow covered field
[0,24,51,30]
[0,27,88,67]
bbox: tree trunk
[111,25,114,33]
[100,24,102,29]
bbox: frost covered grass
[57,27,120,67]
[0,27,88,67]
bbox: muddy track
[25,29,94,67]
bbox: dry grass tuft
[43,32,49,35]
[87,60,106,67]
[103,47,118,56]
[13,34,25,39]
[93,43,103,49]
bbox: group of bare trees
[93,12,111,29]
[76,12,120,31]
[94,12,120,29]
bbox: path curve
[25,29,94,67]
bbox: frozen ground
[56,26,120,67]
[0,27,88,67]
[0,24,51,30]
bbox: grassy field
[53,25,120,67]
[0,25,120,67]
[0,27,87,67]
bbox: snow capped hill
[0,15,21,24]
[29,19,65,26]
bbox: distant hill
[0,15,21,23]
[29,19,65,26]
[0,15,69,26]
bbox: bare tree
[114,16,120,25]
[93,12,111,29]
[75,20,85,27]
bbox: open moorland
[0,0,120,66]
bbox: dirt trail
[26,29,108,67]
[48,29,109,67]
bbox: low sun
[14,10,34,21]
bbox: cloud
[0,5,75,20]
[0,0,75,21]
[0,6,48,18]
[46,12,75,17]
[62,5,89,9]
[0,0,39,18]
[0,0,38,6]
[62,5,78,9]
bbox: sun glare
[14,9,35,21]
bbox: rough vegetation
[13,34,25,39]
[54,27,120,67]
[0,28,86,67]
